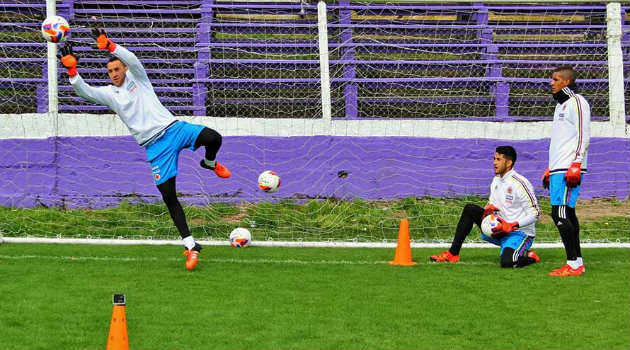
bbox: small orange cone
[388,218,417,266]
[106,294,129,350]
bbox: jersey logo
[154,173,161,181]
[507,186,513,194]
[126,80,137,92]
[558,113,565,120]
[562,104,567,111]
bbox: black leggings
[449,204,536,268]
[194,127,222,161]
[157,177,190,239]
[155,127,223,239]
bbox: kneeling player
[430,146,541,268]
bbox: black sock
[449,204,484,256]
[500,248,536,268]
[157,177,191,239]
[552,205,577,261]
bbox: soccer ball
[41,15,70,43]
[229,227,251,248]
[481,214,500,237]
[258,170,281,193]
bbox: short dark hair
[496,146,517,165]
[553,65,576,84]
[107,55,125,66]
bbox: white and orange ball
[257,170,281,193]
[41,15,70,43]
[481,213,500,237]
[229,227,251,248]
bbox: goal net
[0,0,628,244]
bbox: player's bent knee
[500,251,515,268]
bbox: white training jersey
[549,88,591,175]
[69,44,176,146]
[488,169,540,237]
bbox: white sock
[204,158,216,168]
[576,257,583,266]
[567,260,580,269]
[183,236,196,250]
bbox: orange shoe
[200,160,231,178]
[430,250,459,263]
[183,244,202,270]
[576,265,586,274]
[526,250,540,263]
[549,264,583,276]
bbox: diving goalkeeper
[58,27,230,271]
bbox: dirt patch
[538,198,629,224]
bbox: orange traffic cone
[106,294,129,350]
[388,218,417,266]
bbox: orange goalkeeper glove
[492,217,519,236]
[91,27,116,52]
[541,168,550,190]
[57,43,78,76]
[565,162,581,188]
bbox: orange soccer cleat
[576,265,586,274]
[430,250,459,263]
[200,160,231,178]
[549,264,583,277]
[526,250,540,263]
[183,244,202,271]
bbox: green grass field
[1,243,628,350]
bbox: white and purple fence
[0,0,628,208]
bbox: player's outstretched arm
[91,26,149,82]
[59,43,113,106]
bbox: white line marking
[2,237,629,248]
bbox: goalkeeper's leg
[430,204,483,262]
[158,177,201,270]
[195,127,230,178]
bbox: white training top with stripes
[489,169,540,237]
[549,87,591,175]
[69,44,176,147]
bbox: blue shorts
[549,173,583,208]
[145,121,205,185]
[481,230,534,257]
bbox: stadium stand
[0,0,628,121]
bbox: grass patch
[0,244,628,349]
[0,197,628,243]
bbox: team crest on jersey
[154,173,161,181]
[507,186,513,194]
[558,113,565,120]
[126,80,137,92]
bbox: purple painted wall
[1,136,628,208]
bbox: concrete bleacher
[0,0,628,121]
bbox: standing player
[430,146,541,268]
[542,66,590,276]
[58,28,230,270]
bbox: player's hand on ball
[91,27,116,52]
[565,162,581,188]
[57,43,78,76]
[483,204,498,218]
[492,217,519,235]
[541,168,550,189]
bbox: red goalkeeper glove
[565,162,581,188]
[57,43,78,76]
[492,217,519,235]
[91,27,116,52]
[483,204,498,219]
[541,168,550,189]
